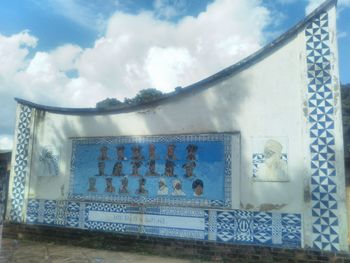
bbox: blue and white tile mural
[69,134,232,208]
[10,105,33,223]
[305,11,340,251]
[26,199,302,248]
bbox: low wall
[3,223,350,263]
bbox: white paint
[88,211,205,230]
[6,4,348,251]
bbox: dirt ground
[0,238,211,263]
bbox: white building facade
[6,0,348,252]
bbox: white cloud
[77,0,270,97]
[153,0,188,19]
[0,30,37,77]
[145,46,195,90]
[306,0,350,14]
[0,0,272,142]
[33,0,107,32]
[0,135,13,151]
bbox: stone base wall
[3,223,350,263]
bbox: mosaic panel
[10,105,33,222]
[69,134,233,208]
[305,11,339,251]
[26,199,302,248]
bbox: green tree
[96,98,123,109]
[342,83,350,157]
[124,88,163,105]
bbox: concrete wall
[6,2,347,252]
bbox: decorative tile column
[9,105,33,223]
[305,12,339,251]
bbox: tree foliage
[124,88,164,105]
[342,83,350,157]
[96,98,123,109]
[96,88,164,109]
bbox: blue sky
[0,0,349,149]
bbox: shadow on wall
[27,73,251,200]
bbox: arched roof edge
[15,0,337,116]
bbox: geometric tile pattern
[305,12,340,251]
[281,213,303,247]
[26,199,302,248]
[215,211,302,248]
[10,105,33,223]
[217,210,254,242]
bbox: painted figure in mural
[148,144,159,160]
[105,178,115,193]
[116,146,127,161]
[112,161,124,176]
[145,160,160,176]
[172,179,185,196]
[157,178,168,195]
[256,139,288,181]
[131,161,142,176]
[131,145,144,161]
[98,146,110,161]
[38,147,59,176]
[164,160,175,177]
[183,161,196,178]
[192,179,204,197]
[97,161,106,176]
[88,177,97,192]
[186,144,198,161]
[166,144,176,160]
[136,177,148,195]
[119,176,129,194]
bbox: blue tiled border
[10,105,32,222]
[305,11,340,251]
[26,199,302,248]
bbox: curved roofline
[15,0,337,115]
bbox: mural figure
[166,144,176,160]
[88,177,97,192]
[98,146,110,161]
[172,179,185,196]
[112,161,124,176]
[131,145,144,161]
[183,161,196,178]
[38,147,59,176]
[256,139,288,181]
[186,144,198,161]
[116,146,127,161]
[145,160,159,176]
[97,161,106,176]
[157,178,168,195]
[105,178,115,193]
[164,160,176,177]
[119,176,129,194]
[131,161,142,176]
[148,144,159,160]
[192,179,204,197]
[136,177,148,195]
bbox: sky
[0,0,349,150]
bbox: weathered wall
[5,1,347,252]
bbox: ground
[0,238,210,263]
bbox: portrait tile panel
[69,134,234,208]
